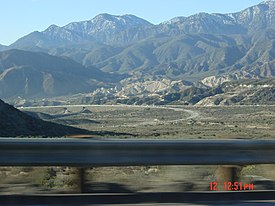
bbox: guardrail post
[216,166,240,190]
[77,167,86,193]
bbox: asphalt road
[19,104,200,127]
[1,191,275,206]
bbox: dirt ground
[20,104,275,139]
[1,105,274,194]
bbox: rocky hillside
[5,1,274,82]
[10,14,152,49]
[112,78,275,106]
[0,49,121,99]
[0,1,274,102]
[0,99,89,137]
[18,78,273,106]
[0,44,7,51]
[9,1,275,48]
[196,78,275,106]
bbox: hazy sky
[0,0,264,45]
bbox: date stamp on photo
[209,182,254,191]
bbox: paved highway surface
[1,191,275,205]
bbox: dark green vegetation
[0,99,134,137]
[0,99,91,137]
[0,50,124,99]
[92,30,275,80]
[0,1,274,101]
[20,105,275,139]
[0,1,275,195]
[1,105,275,194]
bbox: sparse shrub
[41,168,57,188]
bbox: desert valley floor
[0,105,274,194]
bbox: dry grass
[1,105,274,194]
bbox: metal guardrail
[1,138,275,166]
[1,138,275,204]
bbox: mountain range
[0,1,274,104]
[8,1,275,48]
[0,49,125,99]
[0,44,7,51]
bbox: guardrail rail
[0,138,275,205]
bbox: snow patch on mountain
[63,14,153,36]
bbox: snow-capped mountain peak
[9,1,275,48]
[63,13,152,36]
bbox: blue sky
[0,0,264,45]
